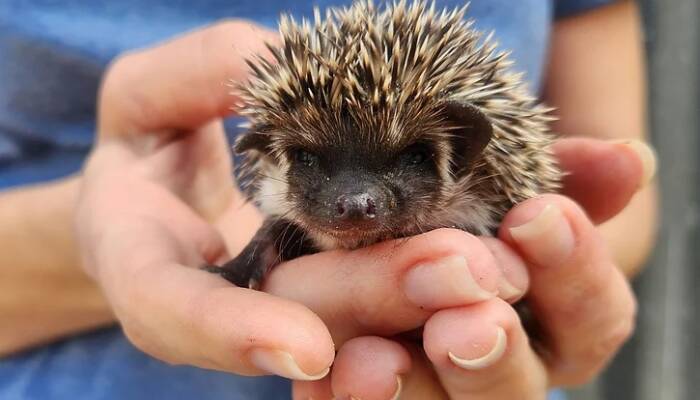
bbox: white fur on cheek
[256,166,292,217]
[306,230,340,251]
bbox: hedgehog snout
[335,193,377,221]
[320,173,391,231]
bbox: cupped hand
[292,138,656,399]
[75,17,655,398]
[77,21,339,380]
[75,20,521,383]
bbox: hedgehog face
[283,138,444,246]
[237,101,494,249]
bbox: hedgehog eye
[400,144,432,166]
[294,149,319,167]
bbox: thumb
[553,137,656,224]
[99,20,279,135]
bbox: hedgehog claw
[248,279,262,290]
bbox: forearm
[0,176,114,356]
[544,0,657,276]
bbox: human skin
[1,1,655,398]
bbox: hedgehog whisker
[252,172,290,184]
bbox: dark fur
[205,219,318,289]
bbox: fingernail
[390,376,402,400]
[347,386,399,400]
[481,239,528,303]
[249,348,329,381]
[509,204,574,267]
[616,139,658,186]
[497,278,524,303]
[448,326,507,370]
[404,255,495,309]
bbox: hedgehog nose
[336,193,377,221]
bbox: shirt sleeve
[554,0,617,18]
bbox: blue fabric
[555,0,616,18]
[0,0,610,398]
[0,329,291,400]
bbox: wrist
[0,176,115,355]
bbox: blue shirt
[0,1,612,399]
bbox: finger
[553,137,656,224]
[292,377,334,400]
[500,194,637,386]
[480,237,529,303]
[77,174,334,381]
[423,299,548,400]
[263,228,507,345]
[99,20,278,134]
[297,337,448,400]
[330,337,410,400]
[119,263,335,381]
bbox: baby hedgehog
[207,0,561,288]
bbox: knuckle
[552,352,608,387]
[121,323,150,353]
[208,18,253,37]
[420,228,490,258]
[347,269,419,332]
[550,264,637,337]
[113,268,169,356]
[560,365,603,387]
[591,298,637,360]
[199,21,237,54]
[549,264,610,322]
[428,227,475,242]
[119,318,179,366]
[99,51,156,131]
[201,19,260,57]
[101,52,141,100]
[555,299,637,386]
[349,285,395,328]
[555,256,632,318]
[597,316,635,356]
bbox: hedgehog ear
[234,126,272,154]
[442,100,493,172]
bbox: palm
[79,121,238,276]
[138,120,236,222]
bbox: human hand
[76,21,341,379]
[75,17,655,397]
[75,20,520,383]
[291,138,656,399]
